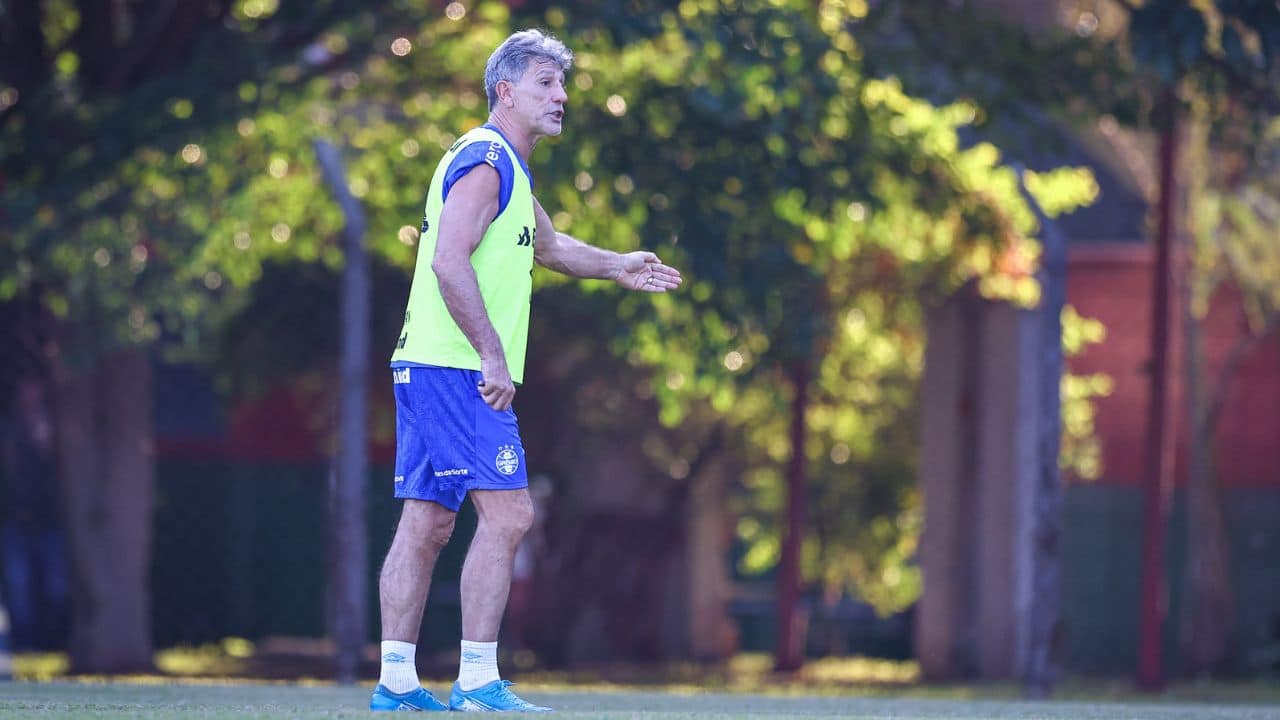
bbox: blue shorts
[391,365,528,511]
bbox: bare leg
[380,499,457,642]
[460,488,535,641]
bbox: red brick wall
[1066,244,1280,488]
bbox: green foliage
[1184,115,1280,334]
[2,0,1101,615]
[1061,306,1113,482]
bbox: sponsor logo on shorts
[495,444,520,476]
[394,475,405,483]
[393,368,411,384]
[434,468,468,478]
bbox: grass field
[3,681,1280,719]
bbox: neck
[488,112,537,161]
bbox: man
[370,29,682,712]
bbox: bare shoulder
[449,162,500,198]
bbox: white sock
[379,640,420,694]
[457,640,500,691]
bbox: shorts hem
[393,488,465,512]
[468,479,529,491]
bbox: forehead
[519,59,564,81]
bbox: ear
[495,79,516,108]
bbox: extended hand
[615,251,683,293]
[478,357,516,412]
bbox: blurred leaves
[1,0,1102,613]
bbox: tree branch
[70,0,117,93]
[106,0,182,92]
[1202,310,1280,438]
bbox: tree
[529,0,1096,672]
[0,0,388,672]
[1125,0,1280,685]
[4,0,1098,672]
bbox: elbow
[431,255,456,280]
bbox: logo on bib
[495,445,520,476]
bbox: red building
[1068,244,1280,490]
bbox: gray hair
[484,29,574,110]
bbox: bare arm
[431,165,514,411]
[533,198,683,291]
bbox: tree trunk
[774,361,809,673]
[3,0,47,96]
[1016,169,1066,698]
[316,139,369,684]
[1137,94,1180,691]
[1180,303,1234,676]
[70,0,117,92]
[52,342,154,673]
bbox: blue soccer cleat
[449,680,552,712]
[370,684,449,711]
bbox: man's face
[505,59,567,138]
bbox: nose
[553,83,567,105]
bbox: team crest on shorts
[495,444,520,476]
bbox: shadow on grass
[12,642,1280,705]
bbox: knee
[394,512,456,555]
[484,501,534,544]
[422,516,456,551]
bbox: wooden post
[315,138,370,685]
[774,361,810,672]
[1016,168,1066,698]
[1137,96,1180,692]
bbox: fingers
[640,264,683,292]
[478,378,515,411]
[650,263,682,282]
[478,381,512,409]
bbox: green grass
[2,680,1279,719]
